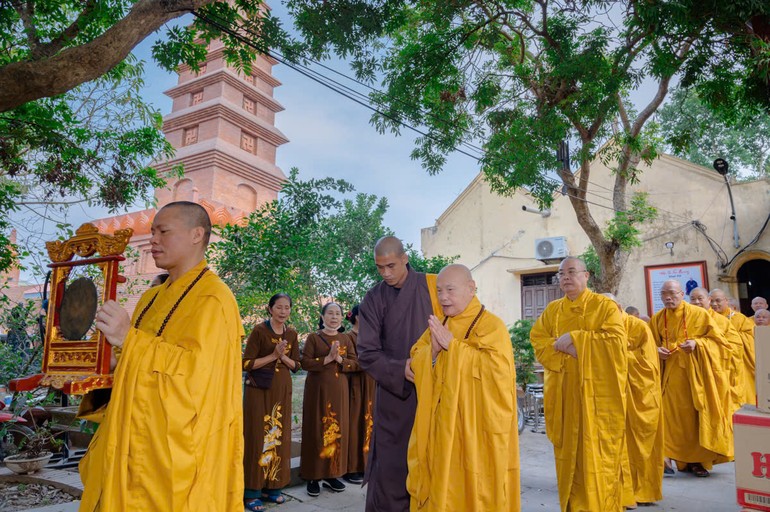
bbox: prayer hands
[657,347,671,360]
[680,339,696,353]
[273,339,288,360]
[428,315,452,354]
[95,300,131,348]
[554,332,577,358]
[405,358,415,383]
[325,340,343,365]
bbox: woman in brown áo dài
[243,293,300,512]
[300,302,360,497]
[343,304,375,485]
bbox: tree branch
[30,0,99,60]
[0,0,213,112]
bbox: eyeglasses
[557,270,587,278]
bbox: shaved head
[625,306,640,317]
[660,280,684,310]
[373,236,409,288]
[755,309,770,326]
[561,256,587,271]
[374,236,405,257]
[160,201,212,245]
[709,289,730,314]
[689,287,710,309]
[752,296,769,312]
[558,257,589,300]
[436,264,476,317]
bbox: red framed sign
[644,261,709,316]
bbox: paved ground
[18,428,745,512]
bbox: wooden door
[521,273,563,320]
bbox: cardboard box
[757,326,770,414]
[734,405,770,510]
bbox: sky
[10,5,670,282]
[76,12,478,250]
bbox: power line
[193,11,693,226]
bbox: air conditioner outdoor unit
[535,237,569,261]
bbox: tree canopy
[210,169,454,334]
[659,87,770,179]
[280,0,770,292]
[0,1,296,274]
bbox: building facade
[421,155,770,326]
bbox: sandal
[690,463,710,477]
[261,490,286,504]
[245,498,266,512]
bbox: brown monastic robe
[299,331,360,480]
[242,321,301,491]
[347,330,376,474]
[357,266,440,512]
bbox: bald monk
[625,306,641,318]
[756,309,770,326]
[407,265,520,511]
[689,287,743,412]
[752,297,769,323]
[711,289,755,405]
[530,257,627,512]
[650,280,732,478]
[604,294,663,506]
[80,201,245,511]
[357,236,441,512]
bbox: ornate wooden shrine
[9,223,133,395]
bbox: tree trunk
[0,0,216,112]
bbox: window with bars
[242,96,255,114]
[183,126,198,146]
[191,90,204,106]
[240,132,256,154]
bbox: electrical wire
[193,10,695,226]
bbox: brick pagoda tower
[93,39,289,309]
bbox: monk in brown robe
[357,236,440,512]
[242,293,301,511]
[300,302,360,497]
[344,304,375,484]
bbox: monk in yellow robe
[80,201,245,511]
[650,280,732,478]
[711,289,755,405]
[689,287,742,414]
[407,264,520,512]
[603,294,663,506]
[530,257,627,512]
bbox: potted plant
[2,416,62,474]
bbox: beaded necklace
[134,267,209,336]
[663,306,688,352]
[442,305,486,339]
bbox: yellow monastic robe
[721,308,756,405]
[649,301,732,469]
[708,309,743,412]
[407,296,520,512]
[622,313,663,504]
[530,289,627,512]
[79,260,245,511]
